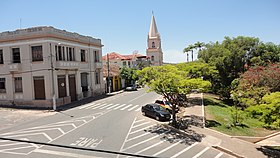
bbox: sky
[0,0,279,63]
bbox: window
[31,45,43,61]
[0,49,3,64]
[123,61,126,67]
[56,45,65,61]
[0,78,6,93]
[151,56,154,61]
[94,51,99,62]
[14,77,23,93]
[67,47,75,61]
[81,49,86,62]
[128,61,131,67]
[12,48,21,63]
[95,70,100,84]
[152,42,155,48]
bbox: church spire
[149,14,159,38]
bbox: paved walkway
[183,93,280,158]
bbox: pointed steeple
[149,14,159,38]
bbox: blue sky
[1,0,279,63]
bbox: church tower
[146,14,163,66]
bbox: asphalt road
[0,88,233,158]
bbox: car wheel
[156,116,160,121]
[142,112,146,116]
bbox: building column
[65,71,69,96]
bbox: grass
[204,94,278,137]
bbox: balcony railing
[55,61,80,70]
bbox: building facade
[0,26,104,108]
[146,14,163,66]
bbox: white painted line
[84,103,101,109]
[129,125,155,135]
[106,104,120,109]
[132,122,150,129]
[0,142,26,147]
[120,104,133,110]
[214,152,223,158]
[114,104,126,110]
[126,132,150,142]
[118,117,137,155]
[91,103,108,109]
[192,146,210,158]
[79,103,96,109]
[128,93,146,103]
[19,123,77,131]
[0,145,34,152]
[99,103,113,109]
[6,132,53,141]
[135,107,142,111]
[134,118,145,123]
[134,140,164,154]
[128,105,139,111]
[34,149,100,158]
[170,142,198,158]
[1,128,65,136]
[153,140,183,156]
[123,130,169,151]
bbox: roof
[102,52,146,61]
[103,64,121,77]
[148,14,160,38]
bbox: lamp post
[50,43,56,111]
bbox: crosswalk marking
[114,104,126,110]
[153,140,183,156]
[135,107,142,112]
[106,104,120,109]
[84,103,101,109]
[128,105,139,111]
[91,103,107,109]
[120,104,133,110]
[99,103,113,109]
[170,142,198,158]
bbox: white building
[0,26,104,109]
[146,14,163,66]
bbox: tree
[138,65,211,126]
[183,44,195,62]
[120,67,138,86]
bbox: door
[57,75,66,98]
[69,74,77,101]
[34,76,46,100]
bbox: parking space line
[122,130,169,151]
[134,140,164,155]
[192,147,210,158]
[170,142,198,158]
[132,122,150,129]
[153,140,183,156]
[130,125,154,135]
[214,152,223,158]
[126,132,150,142]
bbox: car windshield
[164,101,171,105]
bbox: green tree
[183,44,195,62]
[120,67,138,86]
[138,65,211,126]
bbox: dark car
[125,84,137,91]
[141,103,171,121]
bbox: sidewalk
[183,93,276,158]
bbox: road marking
[106,104,120,109]
[79,103,96,109]
[153,140,183,156]
[215,152,224,158]
[135,107,142,111]
[84,103,101,109]
[99,103,113,109]
[1,128,65,136]
[114,104,126,110]
[134,140,164,154]
[91,103,107,109]
[5,132,53,141]
[128,93,146,103]
[192,146,210,158]
[126,132,150,142]
[34,149,101,158]
[170,142,198,158]
[120,104,133,110]
[0,142,26,147]
[128,105,139,111]
[122,130,169,151]
[134,119,145,123]
[132,122,150,129]
[117,117,137,158]
[129,125,155,135]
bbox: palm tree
[183,44,195,62]
[194,41,205,52]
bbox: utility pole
[107,53,111,93]
[50,43,56,111]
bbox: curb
[255,131,280,144]
[212,145,245,158]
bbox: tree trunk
[172,104,177,126]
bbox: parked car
[141,103,171,121]
[125,84,137,91]
[155,100,179,113]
